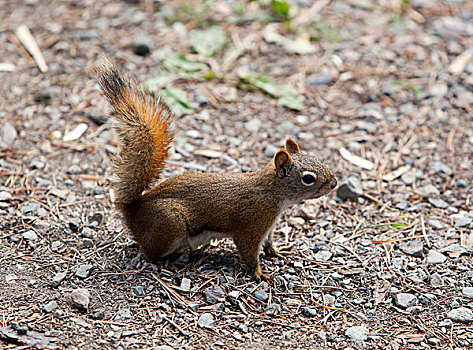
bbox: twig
[163,316,189,338]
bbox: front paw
[263,246,286,260]
[252,266,272,281]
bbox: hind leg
[137,201,190,262]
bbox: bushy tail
[92,57,173,205]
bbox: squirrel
[92,57,337,280]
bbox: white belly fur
[186,231,231,251]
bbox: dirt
[1,0,473,349]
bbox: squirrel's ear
[274,149,293,177]
[285,138,300,154]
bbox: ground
[1,0,473,349]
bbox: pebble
[67,164,81,175]
[301,307,317,317]
[462,287,473,299]
[314,250,332,262]
[71,288,90,310]
[426,250,447,264]
[428,219,443,229]
[336,177,362,201]
[180,278,191,292]
[0,191,12,201]
[393,293,417,309]
[430,272,443,287]
[428,198,449,209]
[455,217,472,227]
[264,144,280,158]
[401,173,414,186]
[395,202,408,210]
[133,34,152,56]
[447,307,473,323]
[417,184,439,197]
[265,304,281,315]
[51,272,67,287]
[430,162,453,175]
[456,179,467,188]
[43,300,59,313]
[254,289,268,302]
[203,285,225,304]
[345,326,369,342]
[307,73,334,86]
[399,240,424,257]
[197,313,214,328]
[75,264,93,279]
[22,230,38,241]
[114,308,131,321]
[0,122,18,144]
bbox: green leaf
[190,26,228,57]
[158,86,194,116]
[163,54,208,73]
[277,95,304,111]
[250,77,298,98]
[391,222,408,228]
[241,74,304,111]
[143,73,177,92]
[272,0,290,20]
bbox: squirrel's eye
[301,172,316,186]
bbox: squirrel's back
[92,57,174,206]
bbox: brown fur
[93,59,337,280]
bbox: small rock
[456,179,467,188]
[428,219,443,229]
[0,191,12,201]
[51,272,67,287]
[245,119,261,132]
[75,264,93,279]
[314,250,332,262]
[447,307,473,323]
[399,240,424,257]
[426,250,447,264]
[67,164,81,175]
[307,73,334,86]
[455,217,472,228]
[407,305,422,314]
[22,230,38,241]
[428,198,448,209]
[264,144,280,158]
[180,278,191,292]
[1,122,18,145]
[114,308,131,321]
[155,346,175,350]
[197,313,214,328]
[395,202,408,210]
[133,34,152,56]
[254,289,268,302]
[336,177,362,201]
[393,293,417,309]
[91,309,106,320]
[301,307,317,317]
[417,184,439,197]
[430,272,443,287]
[462,287,473,299]
[203,285,225,304]
[345,326,369,342]
[428,337,441,346]
[430,162,453,175]
[401,173,414,186]
[43,301,59,313]
[71,288,90,310]
[265,304,281,315]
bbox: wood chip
[15,24,48,72]
[339,147,374,170]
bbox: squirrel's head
[271,138,337,204]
